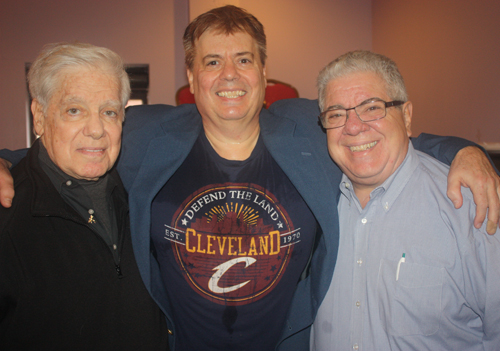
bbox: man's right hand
[0,158,14,208]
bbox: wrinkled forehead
[49,66,122,106]
[326,72,389,105]
[195,29,260,57]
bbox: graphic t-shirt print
[150,134,316,350]
[164,183,301,305]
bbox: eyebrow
[64,96,85,104]
[202,54,222,61]
[63,96,122,108]
[235,51,254,58]
[202,51,254,61]
[325,97,383,111]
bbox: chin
[79,166,110,180]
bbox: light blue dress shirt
[311,142,500,351]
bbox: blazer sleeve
[0,149,27,169]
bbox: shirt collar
[339,141,420,212]
[37,142,117,194]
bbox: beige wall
[190,0,372,101]
[0,0,181,149]
[2,0,497,149]
[0,0,371,149]
[373,0,500,143]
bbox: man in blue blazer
[114,7,498,351]
[0,5,498,351]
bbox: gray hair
[317,50,408,111]
[28,42,131,111]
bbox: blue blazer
[119,99,340,350]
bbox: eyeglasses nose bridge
[345,106,363,124]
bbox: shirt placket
[350,201,371,351]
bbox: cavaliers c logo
[163,183,301,306]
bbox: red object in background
[175,85,196,105]
[263,79,299,108]
[175,79,299,108]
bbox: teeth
[350,141,377,152]
[217,91,245,98]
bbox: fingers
[446,179,463,208]
[485,182,500,235]
[448,146,500,233]
[469,176,499,232]
[486,220,498,235]
[472,191,487,230]
[446,182,464,209]
[0,190,14,208]
[0,159,14,208]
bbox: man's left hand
[447,146,500,234]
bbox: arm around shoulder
[412,133,500,234]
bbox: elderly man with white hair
[311,50,500,351]
[0,42,167,350]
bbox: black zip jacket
[0,140,168,350]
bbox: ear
[402,101,413,137]
[187,68,194,94]
[31,99,46,137]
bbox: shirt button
[353,344,359,350]
[355,301,361,307]
[113,244,117,250]
[66,180,72,186]
[361,218,367,224]
[357,258,363,266]
[345,183,350,189]
[384,202,389,210]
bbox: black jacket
[0,140,168,350]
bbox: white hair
[28,42,131,111]
[317,50,408,111]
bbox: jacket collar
[25,140,82,222]
[26,139,127,223]
[260,108,339,240]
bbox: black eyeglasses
[319,99,405,129]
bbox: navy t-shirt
[151,132,317,350]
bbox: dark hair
[183,5,267,70]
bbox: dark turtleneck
[37,142,120,263]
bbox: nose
[220,60,239,81]
[83,113,105,139]
[343,109,369,136]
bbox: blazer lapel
[260,109,340,242]
[128,108,202,301]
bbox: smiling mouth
[80,148,106,155]
[216,90,246,98]
[349,141,377,152]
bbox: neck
[203,117,261,161]
[353,185,373,209]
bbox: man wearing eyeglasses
[311,50,500,351]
